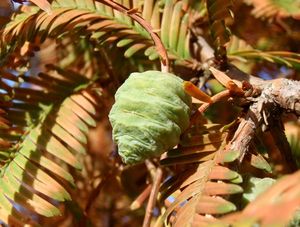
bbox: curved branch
[228,80,299,171]
[96,0,170,73]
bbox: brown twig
[143,166,163,227]
[145,159,157,179]
[85,174,109,214]
[198,89,231,113]
[98,48,120,89]
[190,89,231,125]
[269,124,298,172]
[192,35,300,172]
[228,78,300,166]
[131,184,152,210]
[95,0,169,73]
[229,117,256,163]
[262,131,291,174]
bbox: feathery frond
[0,63,103,224]
[244,0,300,20]
[1,0,300,226]
[1,0,195,69]
[206,0,233,60]
[213,170,300,226]
[227,36,300,68]
[155,123,243,227]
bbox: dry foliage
[0,0,300,226]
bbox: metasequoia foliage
[244,0,300,20]
[0,0,299,226]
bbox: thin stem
[145,159,157,179]
[198,89,231,113]
[269,124,298,172]
[190,89,231,124]
[85,174,109,214]
[131,184,152,210]
[99,48,120,90]
[142,166,163,227]
[96,0,169,73]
